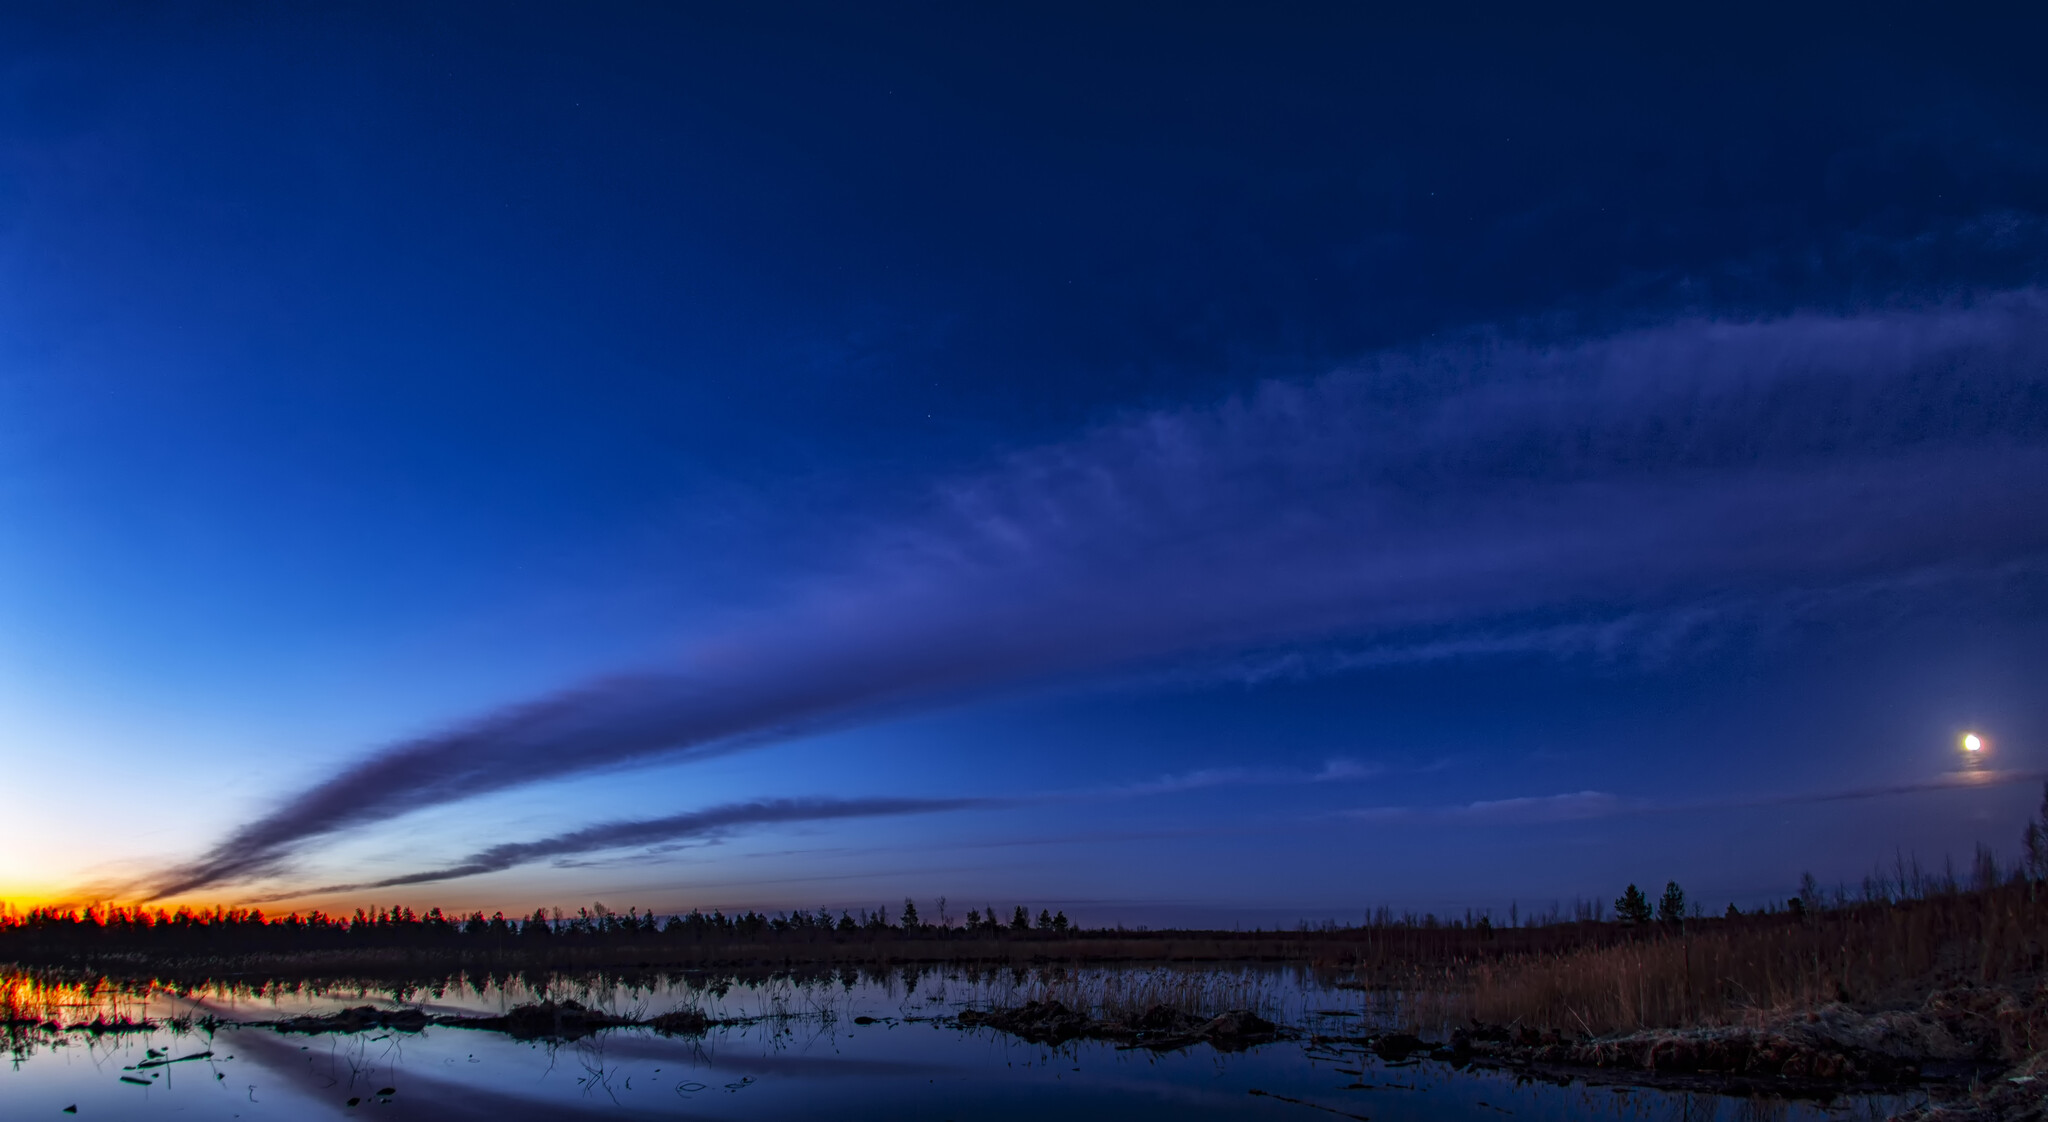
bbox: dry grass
[1376,882,2048,1035]
[970,965,1281,1022]
[11,861,2047,1042]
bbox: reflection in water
[2,966,1923,1121]
[4,961,1336,1031]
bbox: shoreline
[12,980,2029,1115]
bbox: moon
[1963,733,1983,752]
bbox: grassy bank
[1464,882,2046,1035]
[1336,880,2046,1036]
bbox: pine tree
[1656,881,1686,926]
[1613,884,1652,926]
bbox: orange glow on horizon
[0,888,256,915]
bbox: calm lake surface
[2,965,1923,1120]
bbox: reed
[1382,880,2048,1035]
[974,965,1281,1022]
[9,817,2047,1043]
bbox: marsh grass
[10,857,2047,1041]
[1373,880,2048,1035]
[966,965,1284,1022]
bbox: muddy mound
[274,1006,430,1035]
[957,1001,1280,1050]
[958,999,1094,1043]
[458,1000,633,1041]
[1453,983,2048,1093]
[1127,1003,1207,1034]
[1453,1020,1922,1086]
[648,1008,711,1036]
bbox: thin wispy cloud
[155,294,2048,897]
[1348,790,1632,825]
[246,796,995,902]
[1344,770,2047,826]
[251,765,1378,898]
[1100,758,1380,797]
[1185,558,2048,687]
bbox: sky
[3,3,2046,926]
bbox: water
[2,966,1923,1120]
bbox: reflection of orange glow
[0,972,154,1029]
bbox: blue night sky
[3,4,2046,925]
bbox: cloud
[1344,770,2047,826]
[1102,758,1380,797]
[245,796,995,901]
[1177,557,2048,687]
[154,293,2048,897]
[246,761,1383,898]
[1348,790,1634,824]
[1733,769,2048,810]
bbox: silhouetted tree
[1972,844,2002,893]
[1010,906,1030,931]
[1614,885,1652,926]
[1724,903,1741,919]
[2024,782,2048,884]
[1656,882,1686,927]
[1051,910,1069,932]
[900,898,921,930]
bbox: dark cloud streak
[156,293,2048,897]
[248,796,997,901]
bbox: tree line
[0,897,1078,956]
[6,785,2041,960]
